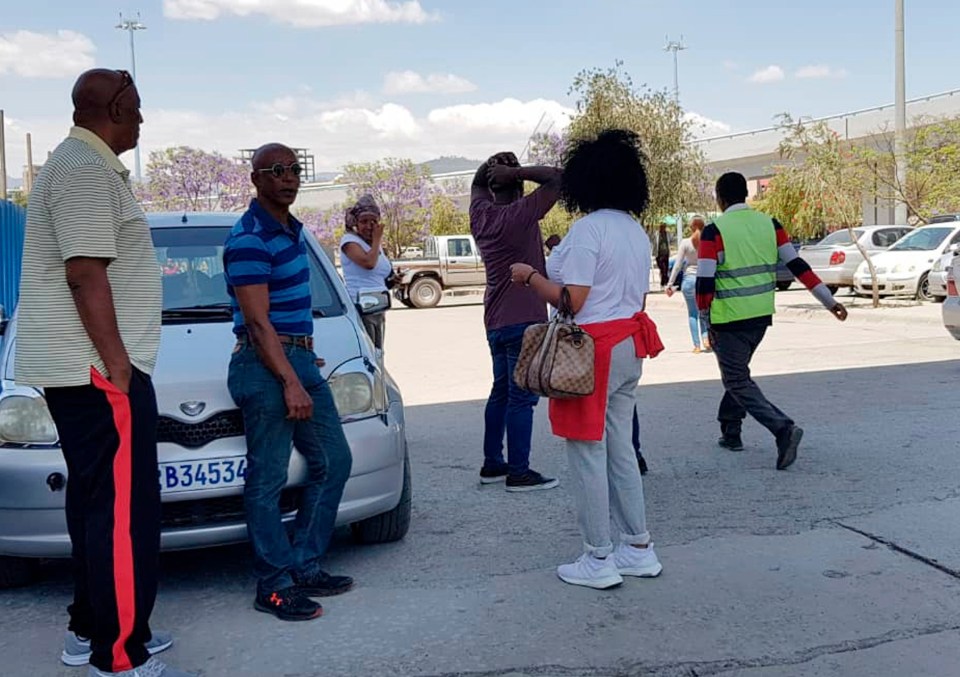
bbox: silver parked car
[799,225,912,293]
[944,252,960,340]
[0,213,411,588]
[929,251,953,301]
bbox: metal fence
[0,200,26,315]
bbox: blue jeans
[682,275,709,349]
[227,343,353,594]
[483,322,540,476]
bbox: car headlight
[328,371,385,420]
[933,259,944,272]
[0,395,59,446]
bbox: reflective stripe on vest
[711,209,778,324]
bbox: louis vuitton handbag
[513,288,595,399]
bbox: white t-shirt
[340,232,394,300]
[545,209,651,325]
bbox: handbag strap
[557,287,574,320]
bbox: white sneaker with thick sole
[556,554,624,589]
[613,542,663,578]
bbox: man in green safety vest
[696,172,848,470]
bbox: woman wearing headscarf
[340,194,394,349]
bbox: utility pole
[0,110,7,201]
[25,133,34,194]
[894,0,908,224]
[664,36,687,252]
[116,12,147,182]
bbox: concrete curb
[776,302,945,326]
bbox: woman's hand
[665,287,675,298]
[510,263,535,285]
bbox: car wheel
[826,285,839,295]
[351,451,412,545]
[776,281,792,291]
[398,295,415,308]
[0,556,38,589]
[916,273,935,302]
[409,278,442,309]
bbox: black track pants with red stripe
[46,367,160,673]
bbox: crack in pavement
[415,623,960,677]
[834,521,960,581]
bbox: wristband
[524,270,539,286]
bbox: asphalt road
[2,294,959,677]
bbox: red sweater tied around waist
[549,312,664,442]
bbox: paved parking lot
[2,293,959,676]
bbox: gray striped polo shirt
[15,127,162,388]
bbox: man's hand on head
[489,164,520,191]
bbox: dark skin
[232,143,314,420]
[64,69,144,394]
[470,151,562,206]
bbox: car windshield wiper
[163,304,233,315]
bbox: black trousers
[710,327,793,438]
[45,368,160,672]
[656,255,670,287]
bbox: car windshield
[818,230,862,246]
[888,227,953,251]
[151,226,344,320]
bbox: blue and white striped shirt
[224,199,313,337]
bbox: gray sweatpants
[565,337,651,558]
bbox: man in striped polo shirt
[16,70,193,677]
[224,143,354,622]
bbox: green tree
[9,190,28,209]
[429,193,470,235]
[565,62,710,227]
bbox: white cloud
[685,112,732,138]
[427,98,572,134]
[163,0,437,27]
[0,30,95,79]
[722,60,738,71]
[796,64,848,80]
[383,70,477,95]
[748,65,785,84]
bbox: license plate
[159,457,247,493]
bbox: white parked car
[944,253,960,340]
[799,225,912,293]
[853,224,960,301]
[929,251,954,301]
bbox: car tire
[398,295,415,309]
[351,451,412,545]
[409,278,442,309]
[0,556,38,589]
[916,273,935,302]
[776,281,792,291]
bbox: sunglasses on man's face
[107,70,134,111]
[257,162,302,178]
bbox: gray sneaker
[88,657,198,677]
[63,630,174,667]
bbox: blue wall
[0,200,26,316]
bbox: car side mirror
[357,291,391,315]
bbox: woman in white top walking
[666,216,711,353]
[340,195,394,349]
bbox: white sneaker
[613,542,663,578]
[88,657,198,677]
[556,554,624,589]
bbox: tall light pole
[894,0,907,224]
[664,36,687,249]
[116,12,146,182]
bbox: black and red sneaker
[254,587,322,621]
[294,570,354,598]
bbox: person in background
[510,129,664,590]
[470,152,563,492]
[545,233,562,255]
[666,215,711,353]
[697,172,848,469]
[16,69,192,677]
[340,194,393,350]
[656,222,671,288]
[224,143,354,622]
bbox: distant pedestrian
[224,143,354,622]
[697,173,848,469]
[340,194,393,350]
[16,69,193,677]
[510,129,664,590]
[656,222,671,288]
[470,152,562,491]
[666,216,711,353]
[545,233,562,255]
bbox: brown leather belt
[236,334,313,350]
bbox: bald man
[223,143,354,622]
[16,70,195,676]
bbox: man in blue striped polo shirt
[224,143,354,622]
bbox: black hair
[715,172,749,205]
[560,129,649,218]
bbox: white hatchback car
[854,224,960,301]
[944,253,960,340]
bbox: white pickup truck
[392,234,486,308]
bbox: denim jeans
[227,343,353,594]
[681,275,709,349]
[483,322,540,476]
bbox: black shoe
[294,570,354,597]
[718,435,744,452]
[505,470,559,493]
[776,425,803,470]
[254,587,322,621]
[479,464,509,484]
[636,453,648,475]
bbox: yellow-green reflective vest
[712,208,778,324]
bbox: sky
[2,0,960,180]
